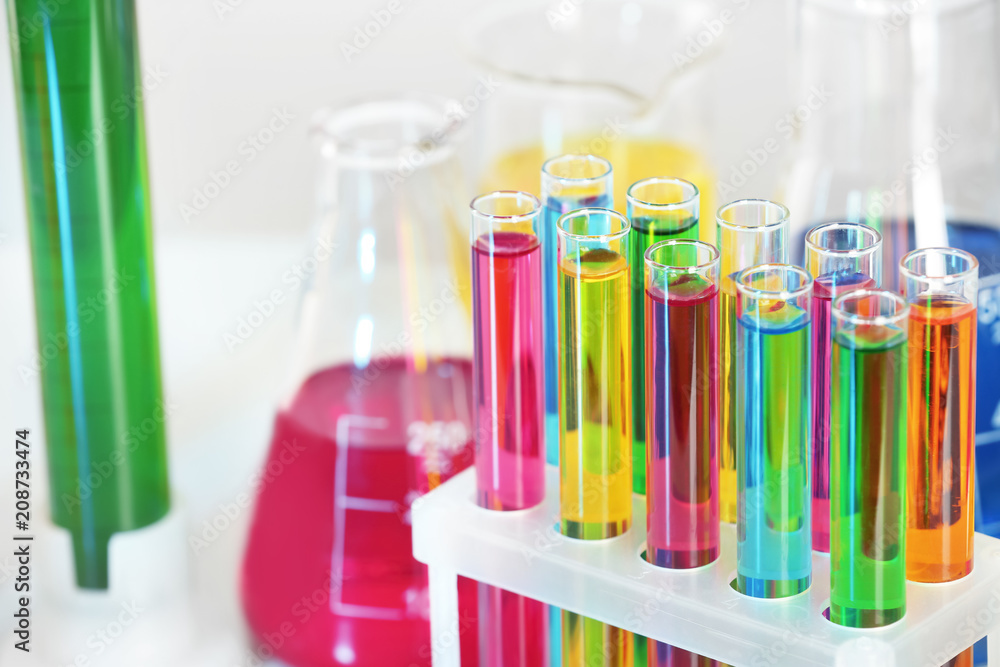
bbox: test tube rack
[413,465,1000,666]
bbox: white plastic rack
[413,465,1000,666]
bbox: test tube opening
[806,222,882,255]
[736,263,814,300]
[542,154,613,182]
[628,177,699,209]
[717,199,790,232]
[645,239,719,273]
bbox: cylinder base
[736,573,811,599]
[561,518,630,540]
[829,603,905,629]
[647,546,718,569]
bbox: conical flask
[781,0,1000,536]
[241,94,476,667]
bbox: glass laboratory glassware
[557,207,633,667]
[782,0,1000,535]
[805,222,882,553]
[470,191,548,667]
[241,95,476,667]
[717,200,789,524]
[467,0,721,243]
[541,155,614,465]
[830,290,908,629]
[736,264,813,599]
[7,0,170,590]
[644,239,719,570]
[630,178,700,494]
[902,248,978,584]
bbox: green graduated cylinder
[7,0,170,588]
[830,314,907,627]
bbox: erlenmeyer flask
[466,0,722,243]
[781,0,1000,533]
[241,95,476,667]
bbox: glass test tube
[541,155,613,466]
[472,191,546,511]
[628,178,700,495]
[470,191,548,667]
[8,0,170,589]
[558,208,633,667]
[902,248,978,583]
[829,290,908,628]
[644,240,719,569]
[805,223,882,553]
[736,264,812,598]
[717,201,789,523]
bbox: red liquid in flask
[242,358,478,666]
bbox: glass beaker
[466,0,722,243]
[240,95,476,667]
[781,0,1000,536]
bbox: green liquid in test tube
[626,177,699,495]
[830,290,908,628]
[7,0,170,589]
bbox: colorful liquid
[471,233,548,665]
[737,304,811,598]
[630,215,700,494]
[542,191,613,465]
[563,612,633,667]
[477,582,548,667]
[241,359,476,667]
[8,0,169,588]
[719,288,739,523]
[907,296,977,583]
[830,324,907,628]
[558,248,632,538]
[810,272,876,553]
[645,280,719,568]
[472,232,545,510]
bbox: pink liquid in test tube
[470,192,547,666]
[645,240,720,569]
[805,222,881,553]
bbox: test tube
[644,240,719,569]
[541,155,613,466]
[629,178,700,495]
[558,208,633,667]
[471,191,546,511]
[717,201,789,523]
[901,248,978,583]
[736,264,812,598]
[829,290,908,628]
[470,191,548,666]
[805,223,882,553]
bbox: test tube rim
[627,176,700,210]
[644,239,719,274]
[831,288,910,328]
[470,190,542,223]
[804,221,883,258]
[716,198,790,234]
[555,207,631,243]
[899,246,979,283]
[735,263,813,301]
[541,154,613,183]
